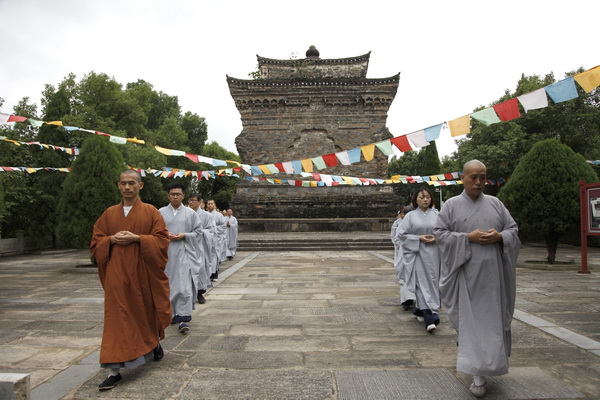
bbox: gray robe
[434,191,520,376]
[225,216,238,258]
[391,218,416,304]
[195,208,215,284]
[210,210,227,263]
[397,208,440,312]
[159,204,202,317]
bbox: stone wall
[231,183,399,219]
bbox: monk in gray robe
[207,199,227,275]
[225,208,238,260]
[188,193,214,304]
[391,205,416,310]
[159,182,203,334]
[398,188,441,332]
[434,160,520,398]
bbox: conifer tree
[498,139,598,263]
[55,135,124,248]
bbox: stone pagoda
[227,46,401,225]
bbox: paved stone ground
[0,236,599,399]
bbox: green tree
[55,135,124,248]
[498,139,598,263]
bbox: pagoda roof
[256,52,371,66]
[226,73,400,88]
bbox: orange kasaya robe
[90,197,172,364]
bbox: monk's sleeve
[184,212,202,244]
[434,204,472,319]
[90,211,113,288]
[139,208,170,271]
[499,204,520,326]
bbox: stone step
[237,238,394,251]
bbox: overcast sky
[1,0,598,161]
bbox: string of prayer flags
[0,166,71,173]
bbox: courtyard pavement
[1,233,599,399]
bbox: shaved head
[120,169,142,183]
[462,160,486,174]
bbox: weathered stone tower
[227,46,400,222]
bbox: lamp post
[435,187,443,208]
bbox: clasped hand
[467,229,502,244]
[111,231,140,245]
[419,234,436,244]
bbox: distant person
[391,205,415,310]
[159,182,203,333]
[207,199,226,276]
[187,193,214,304]
[434,160,520,398]
[90,169,171,391]
[225,208,238,260]
[397,188,441,332]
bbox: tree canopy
[499,139,598,263]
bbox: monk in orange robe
[90,169,171,390]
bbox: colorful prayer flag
[545,76,579,103]
[574,65,600,93]
[448,115,470,137]
[517,88,548,113]
[470,107,501,126]
[492,98,520,121]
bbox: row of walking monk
[89,170,238,390]
[90,159,520,398]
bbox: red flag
[322,153,338,167]
[7,115,27,123]
[295,180,302,187]
[275,162,285,172]
[444,173,453,180]
[493,98,520,121]
[185,153,199,163]
[390,135,413,152]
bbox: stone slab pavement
[0,236,599,399]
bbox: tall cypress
[55,135,124,248]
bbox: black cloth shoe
[198,293,206,304]
[99,373,122,390]
[153,343,164,361]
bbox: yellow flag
[127,137,145,144]
[574,65,600,93]
[310,181,317,187]
[258,165,271,174]
[448,115,470,137]
[361,143,375,161]
[46,121,63,126]
[155,146,172,156]
[301,159,313,173]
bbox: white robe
[397,208,441,312]
[159,204,202,317]
[434,191,520,376]
[225,216,238,258]
[391,218,416,304]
